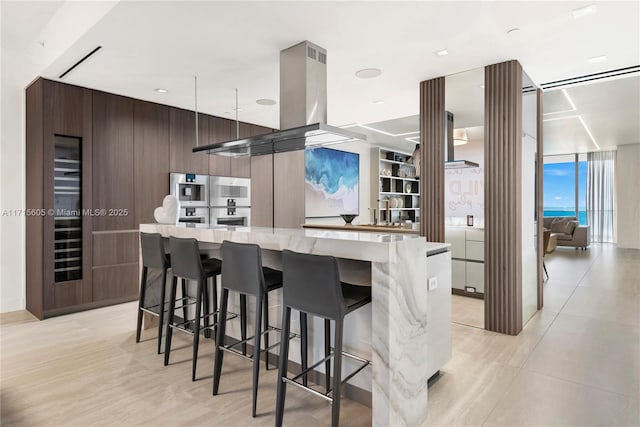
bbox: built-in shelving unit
[371,148,420,224]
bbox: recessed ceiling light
[588,55,607,64]
[155,88,168,93]
[435,49,449,56]
[256,98,277,106]
[479,84,485,89]
[233,108,243,112]
[507,28,521,35]
[372,100,385,105]
[572,4,597,19]
[355,68,382,79]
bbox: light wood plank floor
[2,244,638,426]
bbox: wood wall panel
[536,89,544,309]
[133,100,170,225]
[92,232,139,267]
[251,154,274,227]
[484,60,523,336]
[44,80,85,136]
[419,77,445,242]
[92,264,139,301]
[208,116,231,176]
[25,79,44,319]
[274,150,305,228]
[92,91,135,231]
[169,108,209,174]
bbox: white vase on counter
[153,195,180,224]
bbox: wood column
[419,77,445,242]
[484,60,523,335]
[536,88,544,310]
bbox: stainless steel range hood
[444,111,479,169]
[194,41,365,157]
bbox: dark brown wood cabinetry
[26,79,93,319]
[26,78,273,320]
[169,108,209,174]
[133,100,170,225]
[92,91,135,231]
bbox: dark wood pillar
[484,60,523,335]
[419,77,445,242]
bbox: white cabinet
[465,262,485,293]
[452,259,466,290]
[465,241,484,261]
[445,226,485,296]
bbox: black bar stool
[164,236,222,382]
[212,240,308,417]
[136,232,171,354]
[276,250,372,427]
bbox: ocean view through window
[543,154,587,225]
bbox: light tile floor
[426,244,640,427]
[1,244,638,426]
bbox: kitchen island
[140,223,451,426]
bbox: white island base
[140,224,451,426]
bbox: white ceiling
[543,76,640,154]
[14,0,636,131]
[3,1,639,156]
[350,72,640,155]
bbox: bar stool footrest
[282,350,371,401]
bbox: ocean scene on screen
[305,147,359,217]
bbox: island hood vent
[444,111,479,169]
[193,41,365,157]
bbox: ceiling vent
[58,46,102,79]
[540,65,639,90]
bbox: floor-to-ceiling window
[543,154,587,225]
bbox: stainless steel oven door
[209,176,251,207]
[178,207,210,225]
[170,173,209,207]
[210,207,250,227]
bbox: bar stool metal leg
[324,318,331,392]
[157,267,168,354]
[240,294,247,356]
[263,294,270,369]
[331,319,344,427]
[212,288,228,395]
[251,294,263,417]
[192,278,204,381]
[300,312,308,386]
[275,306,292,427]
[136,266,148,343]
[181,278,189,327]
[164,275,178,366]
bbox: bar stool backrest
[282,250,346,320]
[140,232,168,270]
[169,236,204,281]
[221,240,265,296]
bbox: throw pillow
[550,218,567,233]
[563,221,577,235]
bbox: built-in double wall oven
[170,173,210,224]
[209,176,251,227]
[170,173,251,226]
